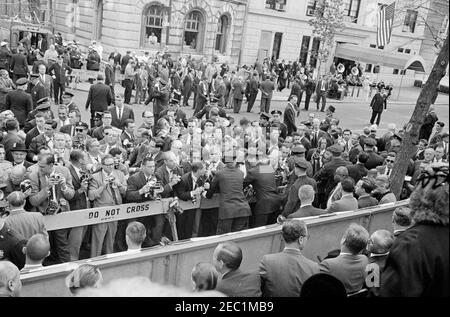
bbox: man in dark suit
[283,95,298,136]
[345,152,369,183]
[154,151,183,242]
[174,162,209,240]
[48,56,72,104]
[355,177,378,209]
[120,50,132,74]
[246,72,259,112]
[66,150,89,261]
[363,138,384,170]
[419,106,438,141]
[369,88,387,126]
[319,223,369,294]
[108,49,122,68]
[327,178,358,212]
[213,242,262,297]
[28,119,57,162]
[244,159,283,227]
[231,76,245,114]
[182,69,194,107]
[145,78,170,124]
[309,118,329,149]
[314,144,350,208]
[4,78,33,128]
[108,94,134,130]
[288,184,326,218]
[2,119,23,162]
[104,56,116,98]
[259,219,319,296]
[206,156,251,234]
[10,47,29,83]
[160,99,188,128]
[25,113,46,148]
[315,74,329,112]
[290,78,302,107]
[36,34,47,52]
[28,73,46,109]
[260,77,275,113]
[85,74,113,128]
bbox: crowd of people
[0,34,448,297]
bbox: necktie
[108,176,119,205]
[118,109,122,121]
[387,168,391,176]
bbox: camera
[105,175,116,184]
[145,178,163,198]
[49,172,63,183]
[20,179,32,193]
[79,170,92,183]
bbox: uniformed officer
[61,91,79,112]
[28,73,46,109]
[270,109,288,140]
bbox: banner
[44,195,220,231]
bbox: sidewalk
[70,81,449,106]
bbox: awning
[335,43,427,72]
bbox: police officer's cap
[30,73,40,78]
[294,160,309,170]
[260,112,270,120]
[75,122,89,129]
[16,78,29,86]
[271,110,282,116]
[364,138,377,147]
[291,144,306,154]
[328,144,344,154]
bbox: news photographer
[87,154,127,257]
[28,154,75,264]
[67,150,90,261]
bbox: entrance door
[272,32,283,60]
[258,30,272,61]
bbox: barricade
[20,200,408,297]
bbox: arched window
[215,15,229,54]
[143,4,166,47]
[94,0,103,40]
[184,10,204,52]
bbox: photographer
[28,154,75,264]
[109,147,129,178]
[67,150,89,261]
[87,154,127,257]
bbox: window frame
[306,0,317,16]
[343,0,361,23]
[142,4,167,47]
[183,10,205,53]
[215,14,229,54]
[403,9,418,33]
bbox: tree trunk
[390,29,449,199]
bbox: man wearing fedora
[9,142,32,168]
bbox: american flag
[376,2,396,48]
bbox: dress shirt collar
[370,252,389,258]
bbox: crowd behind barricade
[0,35,448,297]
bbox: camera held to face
[20,179,32,193]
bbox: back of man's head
[215,242,243,271]
[341,223,369,255]
[25,233,50,263]
[125,221,146,248]
[357,152,369,164]
[392,206,412,228]
[341,177,355,193]
[298,185,315,204]
[282,219,307,243]
[368,230,394,255]
[0,261,21,296]
[7,191,26,208]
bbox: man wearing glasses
[88,154,127,257]
[136,111,154,139]
[376,152,396,177]
[28,119,57,162]
[92,111,113,140]
[72,122,92,152]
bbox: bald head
[368,230,394,254]
[25,233,51,264]
[335,166,348,177]
[10,165,26,185]
[0,261,21,297]
[7,191,26,208]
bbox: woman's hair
[319,137,327,149]
[191,262,218,291]
[66,264,103,295]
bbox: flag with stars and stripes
[377,2,396,48]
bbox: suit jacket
[357,195,379,209]
[48,63,72,84]
[319,253,369,293]
[28,165,75,214]
[290,82,302,98]
[39,74,53,98]
[206,166,251,220]
[146,86,170,115]
[87,169,127,207]
[314,157,350,199]
[376,165,393,177]
[345,163,368,183]
[327,195,358,212]
[214,82,227,107]
[244,164,283,215]
[5,209,46,239]
[260,79,275,98]
[4,90,33,126]
[216,269,262,297]
[155,163,184,198]
[370,92,386,112]
[315,79,329,94]
[109,52,122,66]
[232,80,244,100]
[259,248,320,297]
[10,53,29,75]
[28,133,50,160]
[365,151,385,170]
[283,102,297,136]
[29,82,46,108]
[125,170,153,203]
[174,172,205,202]
[104,64,115,86]
[282,175,317,217]
[108,105,135,130]
[60,124,76,137]
[309,129,328,149]
[67,164,88,211]
[182,74,193,96]
[85,82,113,112]
[288,205,326,218]
[25,126,42,148]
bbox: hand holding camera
[169,174,181,187]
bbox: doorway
[272,32,283,60]
[258,30,272,61]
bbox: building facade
[51,0,247,64]
[242,0,444,86]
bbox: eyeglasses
[104,132,109,136]
[75,129,85,132]
[386,159,395,163]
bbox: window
[266,0,286,11]
[373,65,380,73]
[403,9,417,33]
[272,32,283,60]
[405,48,411,54]
[143,5,167,47]
[343,0,361,23]
[215,15,229,54]
[310,37,320,68]
[94,0,103,41]
[393,69,399,75]
[299,35,311,66]
[306,0,317,16]
[365,64,372,72]
[397,48,404,53]
[400,69,406,75]
[370,44,376,48]
[184,10,205,52]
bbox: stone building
[52,0,247,64]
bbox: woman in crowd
[191,262,219,292]
[66,264,103,296]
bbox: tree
[389,28,449,199]
[308,0,345,75]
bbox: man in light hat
[4,78,33,128]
